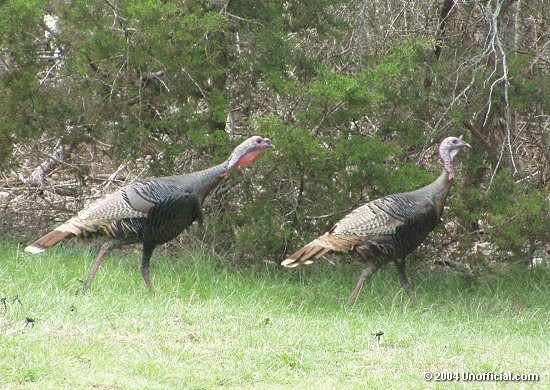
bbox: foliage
[454,172,549,262]
[0,0,548,267]
[485,174,549,260]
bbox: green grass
[0,243,548,389]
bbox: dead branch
[462,121,497,159]
[102,161,129,191]
[16,136,76,187]
[485,0,519,189]
[181,67,207,98]
[435,0,456,61]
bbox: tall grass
[0,243,548,388]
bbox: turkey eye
[256,139,262,143]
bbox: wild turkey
[25,136,273,289]
[282,136,470,304]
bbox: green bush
[1,1,548,270]
[486,174,549,261]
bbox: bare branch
[181,67,207,98]
[434,0,456,61]
[16,137,76,187]
[484,0,518,190]
[103,161,129,191]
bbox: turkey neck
[425,144,456,216]
[426,170,453,217]
[403,168,452,219]
[172,162,228,205]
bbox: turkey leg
[395,258,417,304]
[84,241,119,290]
[348,262,379,305]
[141,242,156,290]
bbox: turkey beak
[265,138,274,148]
[458,135,470,149]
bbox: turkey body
[283,136,470,304]
[25,136,273,290]
[325,172,448,262]
[72,168,223,246]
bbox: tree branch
[435,0,456,61]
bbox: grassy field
[0,243,548,389]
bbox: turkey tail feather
[281,240,331,268]
[25,229,72,254]
[282,232,360,268]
